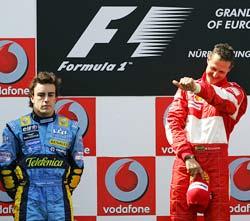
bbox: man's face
[31,83,56,117]
[205,53,232,84]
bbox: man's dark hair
[29,71,61,107]
[211,43,235,68]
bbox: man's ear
[229,63,234,71]
[207,52,212,65]
[30,95,34,104]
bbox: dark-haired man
[165,43,247,221]
[0,71,84,221]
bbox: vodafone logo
[0,40,28,84]
[0,182,13,203]
[163,103,170,129]
[98,157,154,215]
[105,158,148,202]
[155,97,174,156]
[230,157,250,201]
[55,99,88,136]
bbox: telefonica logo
[26,157,64,168]
[105,158,148,202]
[67,6,193,58]
[0,40,28,84]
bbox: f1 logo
[68,6,193,58]
[68,7,136,58]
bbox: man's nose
[213,72,219,78]
[44,95,49,101]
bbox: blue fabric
[0,113,84,221]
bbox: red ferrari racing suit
[165,73,247,221]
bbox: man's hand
[172,77,198,92]
[185,158,205,181]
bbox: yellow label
[194,95,204,102]
[20,116,31,126]
[59,117,69,127]
[195,145,205,151]
[49,139,69,148]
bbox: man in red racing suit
[165,43,247,221]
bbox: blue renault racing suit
[0,112,84,221]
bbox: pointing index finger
[172,80,179,87]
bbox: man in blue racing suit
[0,71,84,221]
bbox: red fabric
[166,73,247,221]
[186,175,211,213]
[166,73,247,160]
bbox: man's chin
[39,110,53,117]
[207,79,218,85]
